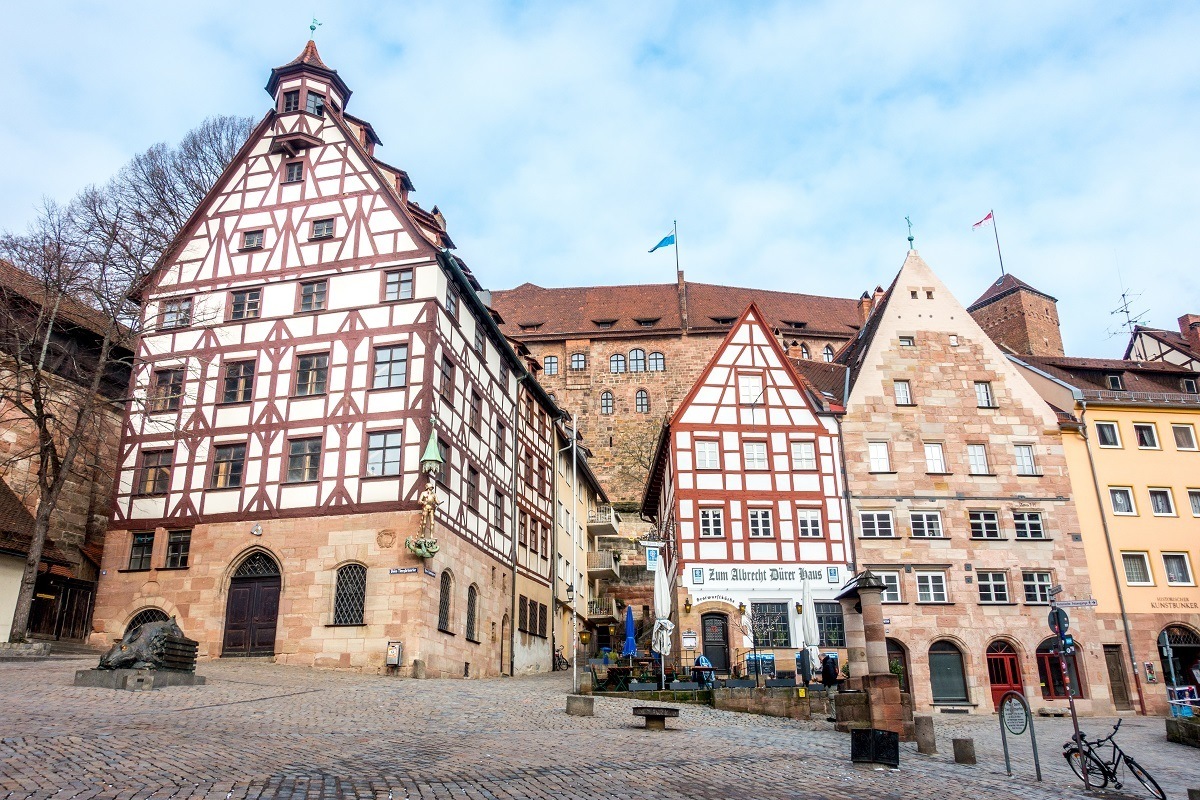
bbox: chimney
[857,291,872,324]
[677,270,689,331]
[1179,314,1200,349]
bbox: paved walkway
[0,657,1196,799]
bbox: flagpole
[990,209,1006,276]
[673,219,679,274]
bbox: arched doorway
[986,640,1023,707]
[701,612,730,673]
[1159,624,1200,690]
[1036,637,1084,699]
[886,638,910,694]
[929,640,969,703]
[222,551,281,656]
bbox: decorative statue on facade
[405,481,442,559]
[98,617,188,670]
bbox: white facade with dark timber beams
[92,42,559,676]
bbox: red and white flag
[973,211,994,229]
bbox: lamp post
[405,430,444,559]
[567,582,577,693]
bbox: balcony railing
[587,505,621,536]
[587,550,618,579]
[587,597,618,621]
[1080,388,1200,407]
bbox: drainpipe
[549,422,559,673]
[838,367,858,573]
[508,375,525,677]
[1078,400,1147,715]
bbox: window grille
[466,585,479,641]
[600,391,614,415]
[222,361,255,403]
[610,354,626,373]
[233,552,280,577]
[165,529,192,568]
[629,349,646,372]
[128,532,154,571]
[333,564,367,625]
[125,608,169,635]
[372,346,408,389]
[635,389,650,413]
[384,269,414,301]
[543,355,558,375]
[438,572,454,633]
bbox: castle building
[642,304,851,676]
[967,273,1065,357]
[1012,354,1200,715]
[490,275,866,510]
[92,42,560,676]
[795,251,1114,715]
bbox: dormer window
[635,318,660,328]
[518,323,543,331]
[783,320,807,330]
[1183,378,1198,394]
[1106,374,1125,391]
[593,319,616,329]
[285,162,303,183]
[283,91,300,113]
[711,317,735,325]
[306,92,325,117]
[241,230,264,250]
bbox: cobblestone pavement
[1,657,1197,800]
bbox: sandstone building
[966,273,1065,357]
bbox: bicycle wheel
[1064,747,1109,789]
[1124,757,1165,800]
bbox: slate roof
[967,273,1057,312]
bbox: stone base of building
[0,642,51,659]
[74,668,206,691]
[836,674,916,741]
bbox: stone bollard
[413,659,427,679]
[565,695,595,716]
[952,738,976,765]
[915,715,937,755]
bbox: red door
[987,641,1023,707]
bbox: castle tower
[967,274,1064,357]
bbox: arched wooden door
[222,552,281,656]
[702,612,730,672]
[986,640,1023,707]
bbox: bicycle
[1062,719,1165,799]
[553,647,571,671]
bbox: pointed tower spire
[265,39,352,111]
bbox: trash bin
[850,728,900,768]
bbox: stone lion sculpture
[98,617,186,670]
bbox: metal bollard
[952,738,976,765]
[914,715,937,755]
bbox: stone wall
[711,686,816,720]
[968,289,1064,357]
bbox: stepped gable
[967,272,1056,311]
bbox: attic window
[926,290,934,299]
[783,320,807,329]
[1184,378,1198,394]
[518,323,543,332]
[306,92,325,117]
[1106,374,1125,391]
[899,336,915,347]
[910,291,918,299]
[636,318,660,328]
[711,317,735,325]
[283,91,300,113]
[593,320,617,329]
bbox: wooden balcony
[587,550,618,580]
[586,597,618,623]
[587,505,621,537]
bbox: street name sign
[1053,599,1098,608]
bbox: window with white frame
[977,571,1010,603]
[699,508,725,537]
[894,380,913,405]
[695,440,720,470]
[1022,571,1053,603]
[924,443,947,473]
[868,442,891,472]
[1164,553,1194,585]
[974,381,995,408]
[877,571,902,603]
[791,441,817,470]
[909,511,943,538]
[743,441,768,470]
[1121,552,1153,585]
[916,571,948,603]
[738,373,764,404]
[795,508,822,538]
[859,511,894,537]
[1149,488,1176,516]
[1095,422,1121,448]
[967,444,990,475]
[822,345,834,362]
[748,508,774,538]
[1172,424,1198,450]
[1110,487,1136,515]
[543,355,558,376]
[969,510,1001,539]
[1013,511,1045,539]
[570,353,586,371]
[898,335,915,347]
[1189,489,1200,517]
[1107,374,1125,390]
[1134,423,1159,449]
[1014,445,1038,475]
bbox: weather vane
[310,17,322,38]
[905,215,915,250]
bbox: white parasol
[651,550,675,689]
[801,577,820,675]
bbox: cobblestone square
[1,656,1197,800]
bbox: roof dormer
[266,40,352,118]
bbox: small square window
[1121,552,1153,585]
[384,269,414,302]
[311,219,335,239]
[305,92,325,116]
[1109,487,1136,515]
[300,280,327,312]
[372,345,408,389]
[898,335,915,347]
[210,444,246,489]
[286,438,322,483]
[1172,424,1197,450]
[229,289,261,321]
[974,381,995,408]
[859,511,894,538]
[790,441,817,470]
[1013,511,1045,539]
[1163,553,1194,586]
[894,380,913,405]
[743,441,768,470]
[1095,422,1121,448]
[285,162,304,183]
[542,356,558,376]
[1022,571,1053,603]
[878,572,902,603]
[909,511,943,538]
[366,430,403,477]
[221,360,255,404]
[295,353,329,396]
[738,373,764,405]
[1134,423,1159,449]
[695,440,720,470]
[570,353,587,371]
[1149,488,1176,516]
[149,368,184,413]
[282,90,300,113]
[161,299,192,329]
[977,571,1010,603]
[916,571,947,603]
[969,510,1001,539]
[242,230,264,250]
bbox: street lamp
[405,430,443,559]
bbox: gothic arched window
[438,571,454,633]
[823,345,834,362]
[466,584,480,642]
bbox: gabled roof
[1124,324,1200,361]
[967,273,1057,312]
[829,271,898,398]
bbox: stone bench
[633,706,680,730]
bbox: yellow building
[1013,355,1200,715]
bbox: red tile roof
[490,280,862,340]
[1021,355,1199,395]
[967,273,1056,311]
[1125,325,1200,361]
[0,482,74,567]
[0,260,123,341]
[284,40,329,70]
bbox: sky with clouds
[5,2,1199,354]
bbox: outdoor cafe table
[599,663,678,692]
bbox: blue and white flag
[648,232,676,253]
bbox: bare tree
[612,416,665,505]
[1,115,252,642]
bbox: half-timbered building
[91,42,559,676]
[642,304,851,676]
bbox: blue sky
[5,2,1200,354]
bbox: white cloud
[4,1,1200,355]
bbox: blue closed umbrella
[621,605,637,659]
